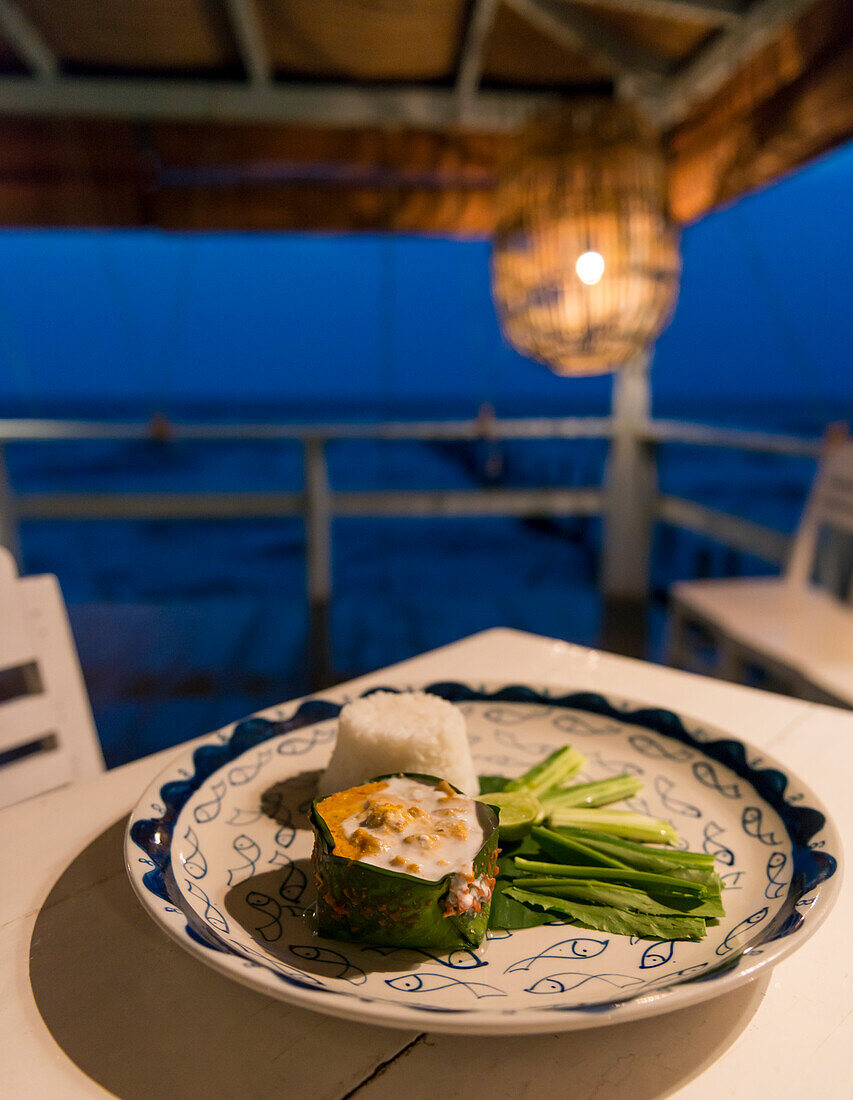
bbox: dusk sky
[0,138,849,419]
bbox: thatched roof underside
[0,0,850,230]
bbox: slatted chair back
[787,440,853,598]
[0,548,103,809]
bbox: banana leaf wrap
[310,773,500,949]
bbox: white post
[304,437,332,687]
[601,355,655,654]
[0,443,21,565]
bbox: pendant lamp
[491,98,681,376]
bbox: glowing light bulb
[576,251,605,285]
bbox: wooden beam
[0,76,549,130]
[646,0,822,127]
[667,31,853,221]
[224,0,272,85]
[456,0,500,117]
[503,0,671,91]
[0,1,57,79]
[568,0,744,26]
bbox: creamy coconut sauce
[318,775,489,882]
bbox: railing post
[0,443,21,565]
[304,436,332,688]
[601,355,656,657]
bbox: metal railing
[0,368,823,681]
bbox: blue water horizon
[0,139,850,767]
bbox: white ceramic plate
[125,681,841,1035]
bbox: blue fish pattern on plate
[765,851,789,899]
[693,761,741,799]
[525,972,644,995]
[387,973,505,998]
[181,826,207,880]
[244,890,291,943]
[639,940,675,969]
[288,945,367,984]
[654,775,702,818]
[226,807,264,827]
[126,681,840,1030]
[716,907,769,956]
[742,805,783,846]
[226,834,261,885]
[703,821,736,865]
[504,937,609,973]
[362,946,487,969]
[628,733,694,762]
[193,779,227,825]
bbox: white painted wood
[14,489,304,520]
[456,0,500,117]
[11,486,604,521]
[786,440,853,587]
[0,547,102,808]
[3,628,850,1098]
[0,414,615,442]
[602,356,655,598]
[0,442,20,562]
[0,0,57,78]
[224,0,272,85]
[304,437,331,604]
[645,418,821,457]
[668,441,853,705]
[657,495,791,565]
[0,75,549,129]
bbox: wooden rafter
[502,0,671,93]
[0,0,57,79]
[456,0,500,117]
[0,0,847,234]
[567,0,744,26]
[667,0,853,220]
[645,0,824,127]
[224,0,272,86]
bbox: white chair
[0,547,103,809]
[667,440,853,707]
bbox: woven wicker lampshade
[491,98,681,376]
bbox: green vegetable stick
[547,808,680,845]
[513,858,708,897]
[553,826,716,868]
[540,774,643,811]
[504,746,586,797]
[531,826,634,869]
[549,828,722,890]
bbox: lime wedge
[478,790,544,840]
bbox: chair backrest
[0,547,103,809]
[787,440,853,597]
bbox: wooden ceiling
[0,0,849,230]
[5,0,715,82]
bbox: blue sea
[1,139,850,766]
[1,396,832,768]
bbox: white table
[2,628,850,1099]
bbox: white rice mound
[318,690,478,796]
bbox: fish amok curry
[310,774,500,948]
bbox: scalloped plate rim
[124,680,843,1035]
